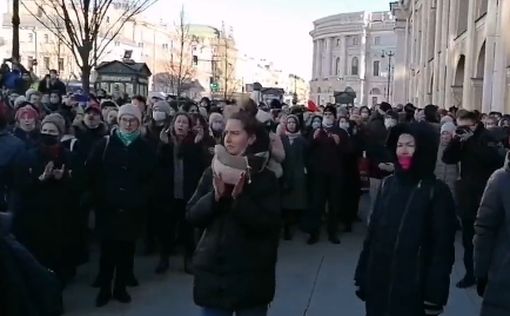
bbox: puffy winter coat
[355,124,457,316]
[0,130,25,212]
[474,152,510,316]
[434,143,459,198]
[186,167,281,310]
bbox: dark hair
[360,106,371,114]
[191,113,208,130]
[457,110,478,122]
[132,95,146,104]
[49,69,58,74]
[229,110,259,136]
[239,98,258,117]
[171,112,192,136]
[182,102,198,113]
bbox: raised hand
[39,161,54,181]
[232,172,246,199]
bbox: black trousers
[307,173,342,235]
[158,199,195,258]
[461,219,475,278]
[97,240,135,289]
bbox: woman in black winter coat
[12,113,75,285]
[186,111,281,316]
[86,104,156,307]
[155,112,207,274]
[354,124,457,316]
[338,117,363,232]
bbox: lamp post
[381,50,394,102]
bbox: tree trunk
[81,64,91,94]
[12,0,20,61]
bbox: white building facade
[310,11,397,106]
[392,0,510,112]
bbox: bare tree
[21,0,157,92]
[216,23,237,100]
[164,6,195,97]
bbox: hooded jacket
[355,124,457,316]
[474,152,510,316]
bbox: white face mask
[323,117,335,127]
[339,122,350,131]
[152,111,167,122]
[384,118,397,129]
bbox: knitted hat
[15,105,39,121]
[440,122,456,135]
[14,96,27,110]
[41,113,66,135]
[209,112,224,125]
[84,101,102,114]
[25,88,37,99]
[153,100,172,116]
[118,103,142,123]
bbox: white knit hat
[441,122,456,135]
[118,103,142,123]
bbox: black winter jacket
[186,167,281,310]
[86,133,156,241]
[442,124,504,220]
[356,124,457,316]
[474,153,510,316]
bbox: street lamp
[381,50,395,102]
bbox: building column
[462,0,477,110]
[318,39,323,79]
[482,0,500,112]
[312,40,317,79]
[393,20,407,105]
[445,0,457,109]
[432,0,442,105]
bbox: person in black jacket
[304,105,348,245]
[154,112,207,274]
[186,111,280,316]
[442,110,504,288]
[86,104,156,307]
[355,124,457,316]
[37,70,66,96]
[11,113,75,285]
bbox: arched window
[370,87,382,95]
[317,87,321,94]
[335,57,341,75]
[351,57,359,76]
[373,61,380,77]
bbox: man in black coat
[37,70,66,96]
[86,104,156,307]
[442,110,504,288]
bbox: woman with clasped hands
[186,111,281,316]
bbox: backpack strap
[69,138,78,152]
[102,135,110,162]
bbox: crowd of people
[0,70,509,316]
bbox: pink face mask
[398,156,413,171]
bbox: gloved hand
[424,301,443,316]
[477,278,488,297]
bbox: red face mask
[398,155,413,171]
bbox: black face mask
[40,133,59,146]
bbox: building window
[336,38,341,47]
[351,57,359,76]
[44,34,49,44]
[353,36,360,46]
[374,36,381,45]
[477,0,488,18]
[106,16,110,23]
[335,57,341,75]
[372,96,378,106]
[28,33,33,43]
[457,2,468,35]
[43,57,50,70]
[373,61,380,76]
[58,58,64,71]
[137,42,144,48]
[162,43,169,49]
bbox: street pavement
[65,198,482,316]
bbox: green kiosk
[94,58,152,98]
